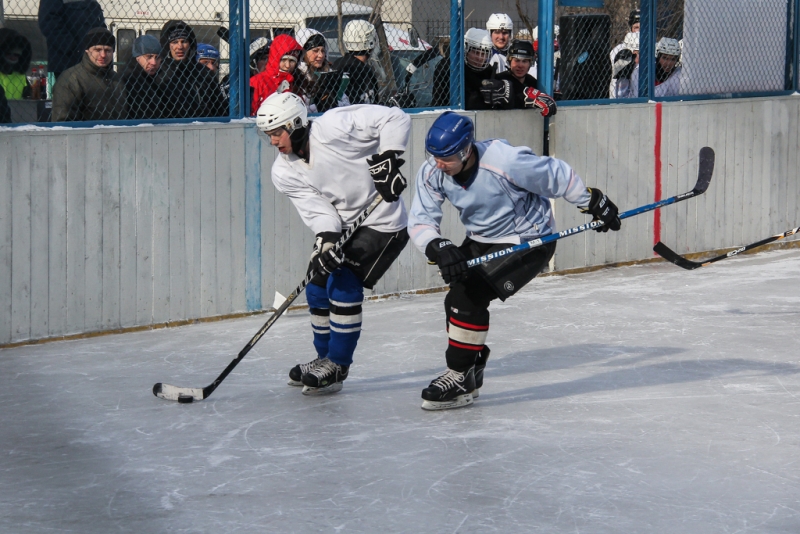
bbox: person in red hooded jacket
[250,34,302,116]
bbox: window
[117,29,137,66]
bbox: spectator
[120,35,164,119]
[494,40,556,116]
[486,13,513,73]
[38,0,105,79]
[0,86,11,123]
[0,28,32,100]
[250,34,302,116]
[51,27,126,121]
[249,37,270,76]
[610,9,641,64]
[333,20,379,105]
[629,37,682,98]
[159,20,227,118]
[432,28,496,110]
[610,32,638,98]
[197,43,220,74]
[295,28,349,112]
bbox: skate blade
[421,393,474,411]
[472,388,480,399]
[287,379,303,386]
[301,382,344,396]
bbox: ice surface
[2,249,800,533]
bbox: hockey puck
[177,394,194,404]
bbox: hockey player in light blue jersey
[409,111,622,410]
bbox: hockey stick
[153,196,384,402]
[654,225,799,270]
[466,147,716,268]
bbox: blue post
[794,0,800,91]
[638,0,656,99]
[537,0,555,95]
[228,0,249,118]
[449,0,464,108]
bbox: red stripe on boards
[449,316,489,331]
[653,102,663,249]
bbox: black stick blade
[693,147,715,194]
[653,241,702,270]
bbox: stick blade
[152,382,205,402]
[693,147,715,194]
[653,241,702,270]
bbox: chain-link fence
[1,0,799,124]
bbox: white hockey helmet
[256,92,308,134]
[464,27,492,71]
[343,19,376,53]
[656,37,681,57]
[486,13,513,33]
[295,28,322,49]
[624,31,639,52]
[532,25,559,41]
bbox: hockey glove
[309,231,343,274]
[523,88,557,117]
[367,150,407,202]
[612,49,636,80]
[580,188,622,232]
[426,238,469,284]
[480,79,513,109]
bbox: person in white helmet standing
[486,13,513,73]
[610,9,640,64]
[332,19,379,104]
[256,92,411,395]
[629,37,682,97]
[610,31,639,98]
[432,28,500,109]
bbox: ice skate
[288,357,324,386]
[301,358,349,395]
[421,367,475,410]
[472,346,491,399]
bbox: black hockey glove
[612,49,636,80]
[309,231,343,274]
[523,87,557,117]
[367,150,407,202]
[426,238,469,284]
[580,188,622,232]
[480,79,513,109]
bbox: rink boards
[1,97,799,345]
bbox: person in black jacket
[38,0,106,78]
[120,35,165,119]
[332,20,379,104]
[493,40,556,116]
[431,28,496,110]
[158,20,227,118]
[0,86,11,123]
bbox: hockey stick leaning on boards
[465,146,715,269]
[153,196,384,403]
[654,225,799,270]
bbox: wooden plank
[787,100,800,234]
[183,129,202,319]
[29,133,50,339]
[118,132,138,327]
[151,129,171,323]
[83,133,104,332]
[135,131,154,326]
[48,135,68,336]
[214,128,233,315]
[10,134,32,341]
[774,99,790,232]
[229,127,247,312]
[101,134,121,329]
[65,134,87,334]
[0,135,13,343]
[168,130,186,320]
[199,129,218,317]
[732,102,747,246]
[760,101,774,240]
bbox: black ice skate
[288,357,325,386]
[472,346,491,399]
[421,367,476,410]
[301,358,349,395]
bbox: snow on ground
[2,248,800,533]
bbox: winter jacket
[250,34,302,116]
[159,20,228,118]
[432,57,496,110]
[496,70,538,109]
[332,53,379,105]
[51,53,126,121]
[0,28,33,100]
[120,58,165,120]
[0,86,11,123]
[38,0,106,76]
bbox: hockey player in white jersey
[408,112,622,410]
[257,92,411,395]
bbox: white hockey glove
[309,232,343,274]
[367,150,407,202]
[612,49,636,80]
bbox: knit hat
[167,27,191,43]
[83,27,115,51]
[131,35,161,58]
[302,33,326,51]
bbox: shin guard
[327,267,364,366]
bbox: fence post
[537,0,555,96]
[794,0,800,91]
[449,0,464,108]
[638,0,656,99]
[229,0,249,118]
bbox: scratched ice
[2,249,800,533]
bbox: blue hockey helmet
[197,43,220,62]
[425,112,474,164]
